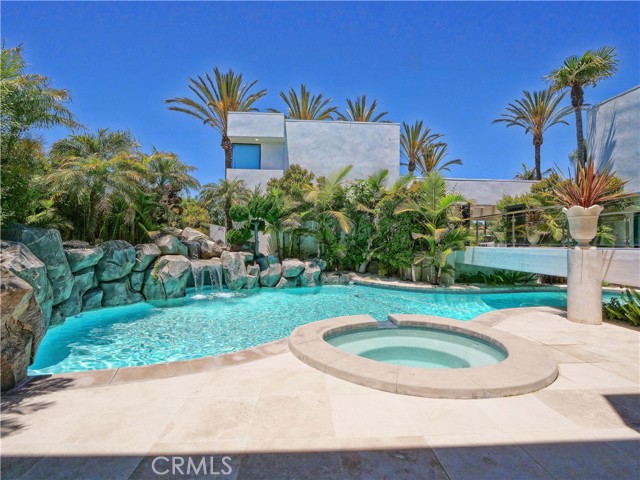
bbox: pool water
[29,285,615,374]
[326,327,507,368]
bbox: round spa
[325,326,507,369]
[289,314,559,399]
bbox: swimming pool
[29,285,614,374]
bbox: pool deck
[1,307,639,479]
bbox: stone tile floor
[1,308,638,479]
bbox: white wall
[227,112,285,140]
[284,120,400,183]
[587,86,640,194]
[226,168,284,190]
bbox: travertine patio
[1,307,638,479]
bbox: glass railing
[466,195,640,248]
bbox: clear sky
[3,1,639,186]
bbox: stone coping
[10,338,289,394]
[288,314,559,399]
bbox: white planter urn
[526,231,542,245]
[563,205,604,247]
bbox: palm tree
[145,150,200,193]
[165,68,267,169]
[514,162,552,180]
[198,178,250,229]
[395,172,470,285]
[336,95,388,122]
[546,46,618,166]
[400,121,444,173]
[302,165,353,258]
[493,89,571,180]
[272,84,338,120]
[415,144,462,175]
[47,129,146,242]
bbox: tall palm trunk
[533,136,543,180]
[222,135,233,169]
[571,84,586,166]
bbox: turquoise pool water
[29,285,615,374]
[326,327,507,368]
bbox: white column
[567,247,603,325]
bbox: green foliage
[458,270,537,286]
[199,179,249,229]
[270,84,338,120]
[165,67,266,167]
[553,158,627,208]
[603,289,640,326]
[266,164,315,202]
[178,199,210,231]
[394,172,471,284]
[1,44,81,225]
[336,95,388,122]
[229,204,250,222]
[226,228,251,246]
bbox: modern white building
[226,112,401,188]
[587,85,640,195]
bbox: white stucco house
[587,85,640,195]
[226,112,401,188]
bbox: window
[232,144,261,169]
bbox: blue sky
[3,1,639,186]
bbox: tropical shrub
[226,228,251,247]
[603,289,640,326]
[458,270,537,286]
[553,158,627,208]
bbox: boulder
[82,288,103,312]
[180,227,207,242]
[259,262,282,288]
[182,240,200,259]
[132,243,161,272]
[101,277,144,307]
[51,291,81,324]
[281,259,305,278]
[0,241,53,326]
[64,246,104,273]
[246,264,260,277]
[240,252,255,264]
[153,234,188,257]
[300,261,322,287]
[267,255,279,265]
[63,240,90,248]
[220,252,247,290]
[312,258,328,271]
[322,272,352,285]
[129,270,145,292]
[142,255,192,300]
[95,240,136,282]
[2,224,74,305]
[199,238,224,259]
[73,267,97,297]
[0,267,46,391]
[246,275,259,289]
[275,277,298,289]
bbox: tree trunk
[533,136,542,180]
[222,135,233,169]
[253,221,260,258]
[571,84,586,166]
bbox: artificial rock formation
[101,277,144,307]
[64,246,104,273]
[153,234,189,257]
[142,255,192,300]
[282,259,305,278]
[132,243,161,272]
[0,268,46,391]
[2,224,74,305]
[95,240,137,282]
[0,241,53,326]
[221,252,248,290]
